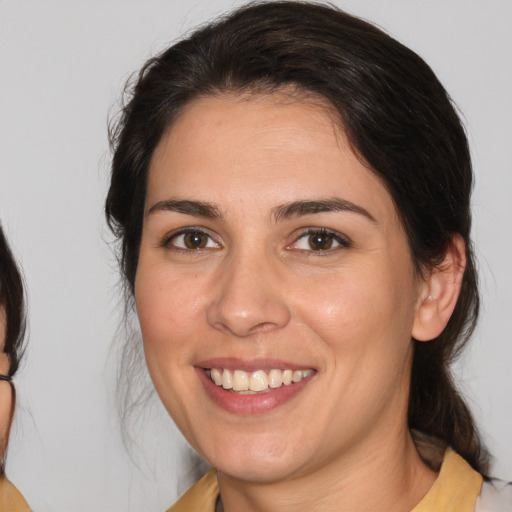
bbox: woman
[0,225,30,511]
[106,2,511,510]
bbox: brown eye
[291,229,350,252]
[183,231,208,249]
[168,230,219,250]
[308,233,333,250]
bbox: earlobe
[412,234,466,342]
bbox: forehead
[147,92,396,222]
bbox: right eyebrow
[272,198,376,223]
[146,199,223,220]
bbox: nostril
[206,257,292,336]
[206,296,291,337]
[209,318,279,338]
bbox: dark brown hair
[106,1,488,473]
[0,224,26,474]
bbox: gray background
[0,1,510,511]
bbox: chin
[214,457,299,484]
[199,431,311,484]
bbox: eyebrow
[146,197,375,223]
[272,198,376,223]
[147,199,223,220]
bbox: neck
[218,428,437,512]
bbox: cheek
[135,265,207,357]
[294,260,417,359]
[295,274,381,339]
[134,266,205,419]
[0,385,11,444]
[0,353,9,375]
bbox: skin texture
[0,308,11,450]
[135,93,464,511]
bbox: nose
[206,250,291,337]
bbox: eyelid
[287,227,351,252]
[162,226,222,251]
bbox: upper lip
[195,357,315,372]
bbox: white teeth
[221,369,233,389]
[282,369,293,385]
[292,370,303,383]
[211,368,222,386]
[209,367,313,392]
[233,370,249,391]
[268,369,283,388]
[250,370,268,392]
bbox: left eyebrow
[146,199,223,220]
[272,198,376,223]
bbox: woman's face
[135,93,428,483]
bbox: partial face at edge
[0,307,12,447]
[134,92,429,483]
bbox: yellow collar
[0,477,31,512]
[168,448,483,512]
[413,448,482,512]
[167,469,218,512]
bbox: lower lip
[196,368,314,415]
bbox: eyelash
[289,228,351,253]
[161,227,351,254]
[162,227,220,252]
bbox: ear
[412,234,466,342]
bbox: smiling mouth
[205,368,315,394]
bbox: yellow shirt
[167,449,483,512]
[0,478,30,512]
[413,449,482,511]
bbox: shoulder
[475,478,512,512]
[0,477,31,512]
[166,469,219,512]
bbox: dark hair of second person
[0,224,30,512]
[0,225,26,472]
